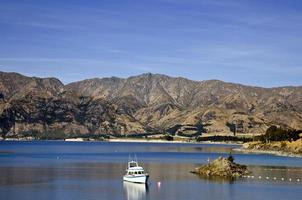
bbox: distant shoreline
[107,138,241,145]
[236,141,302,158]
[235,147,302,158]
[4,137,302,158]
[1,137,241,145]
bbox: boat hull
[123,175,149,184]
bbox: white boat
[123,158,149,184]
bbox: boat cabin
[126,161,146,175]
[129,161,138,168]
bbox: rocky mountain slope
[1,71,302,138]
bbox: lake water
[0,141,302,200]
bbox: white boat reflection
[123,181,149,200]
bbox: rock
[191,156,250,178]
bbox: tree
[162,134,173,141]
[0,93,4,100]
[227,152,234,163]
[259,126,302,143]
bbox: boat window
[129,172,133,175]
[130,163,137,167]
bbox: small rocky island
[191,156,250,179]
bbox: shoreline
[1,137,241,145]
[107,138,241,145]
[235,147,302,158]
[3,137,301,158]
[237,140,302,158]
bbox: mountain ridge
[1,71,302,138]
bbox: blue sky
[0,0,302,87]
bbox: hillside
[1,71,302,138]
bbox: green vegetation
[16,130,110,140]
[18,130,66,140]
[161,134,174,141]
[227,153,234,163]
[226,122,236,136]
[256,126,301,143]
[196,136,252,142]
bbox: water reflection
[123,182,149,200]
[1,141,302,200]
[196,175,235,184]
[0,166,55,186]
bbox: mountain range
[1,71,302,138]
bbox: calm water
[0,141,302,200]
